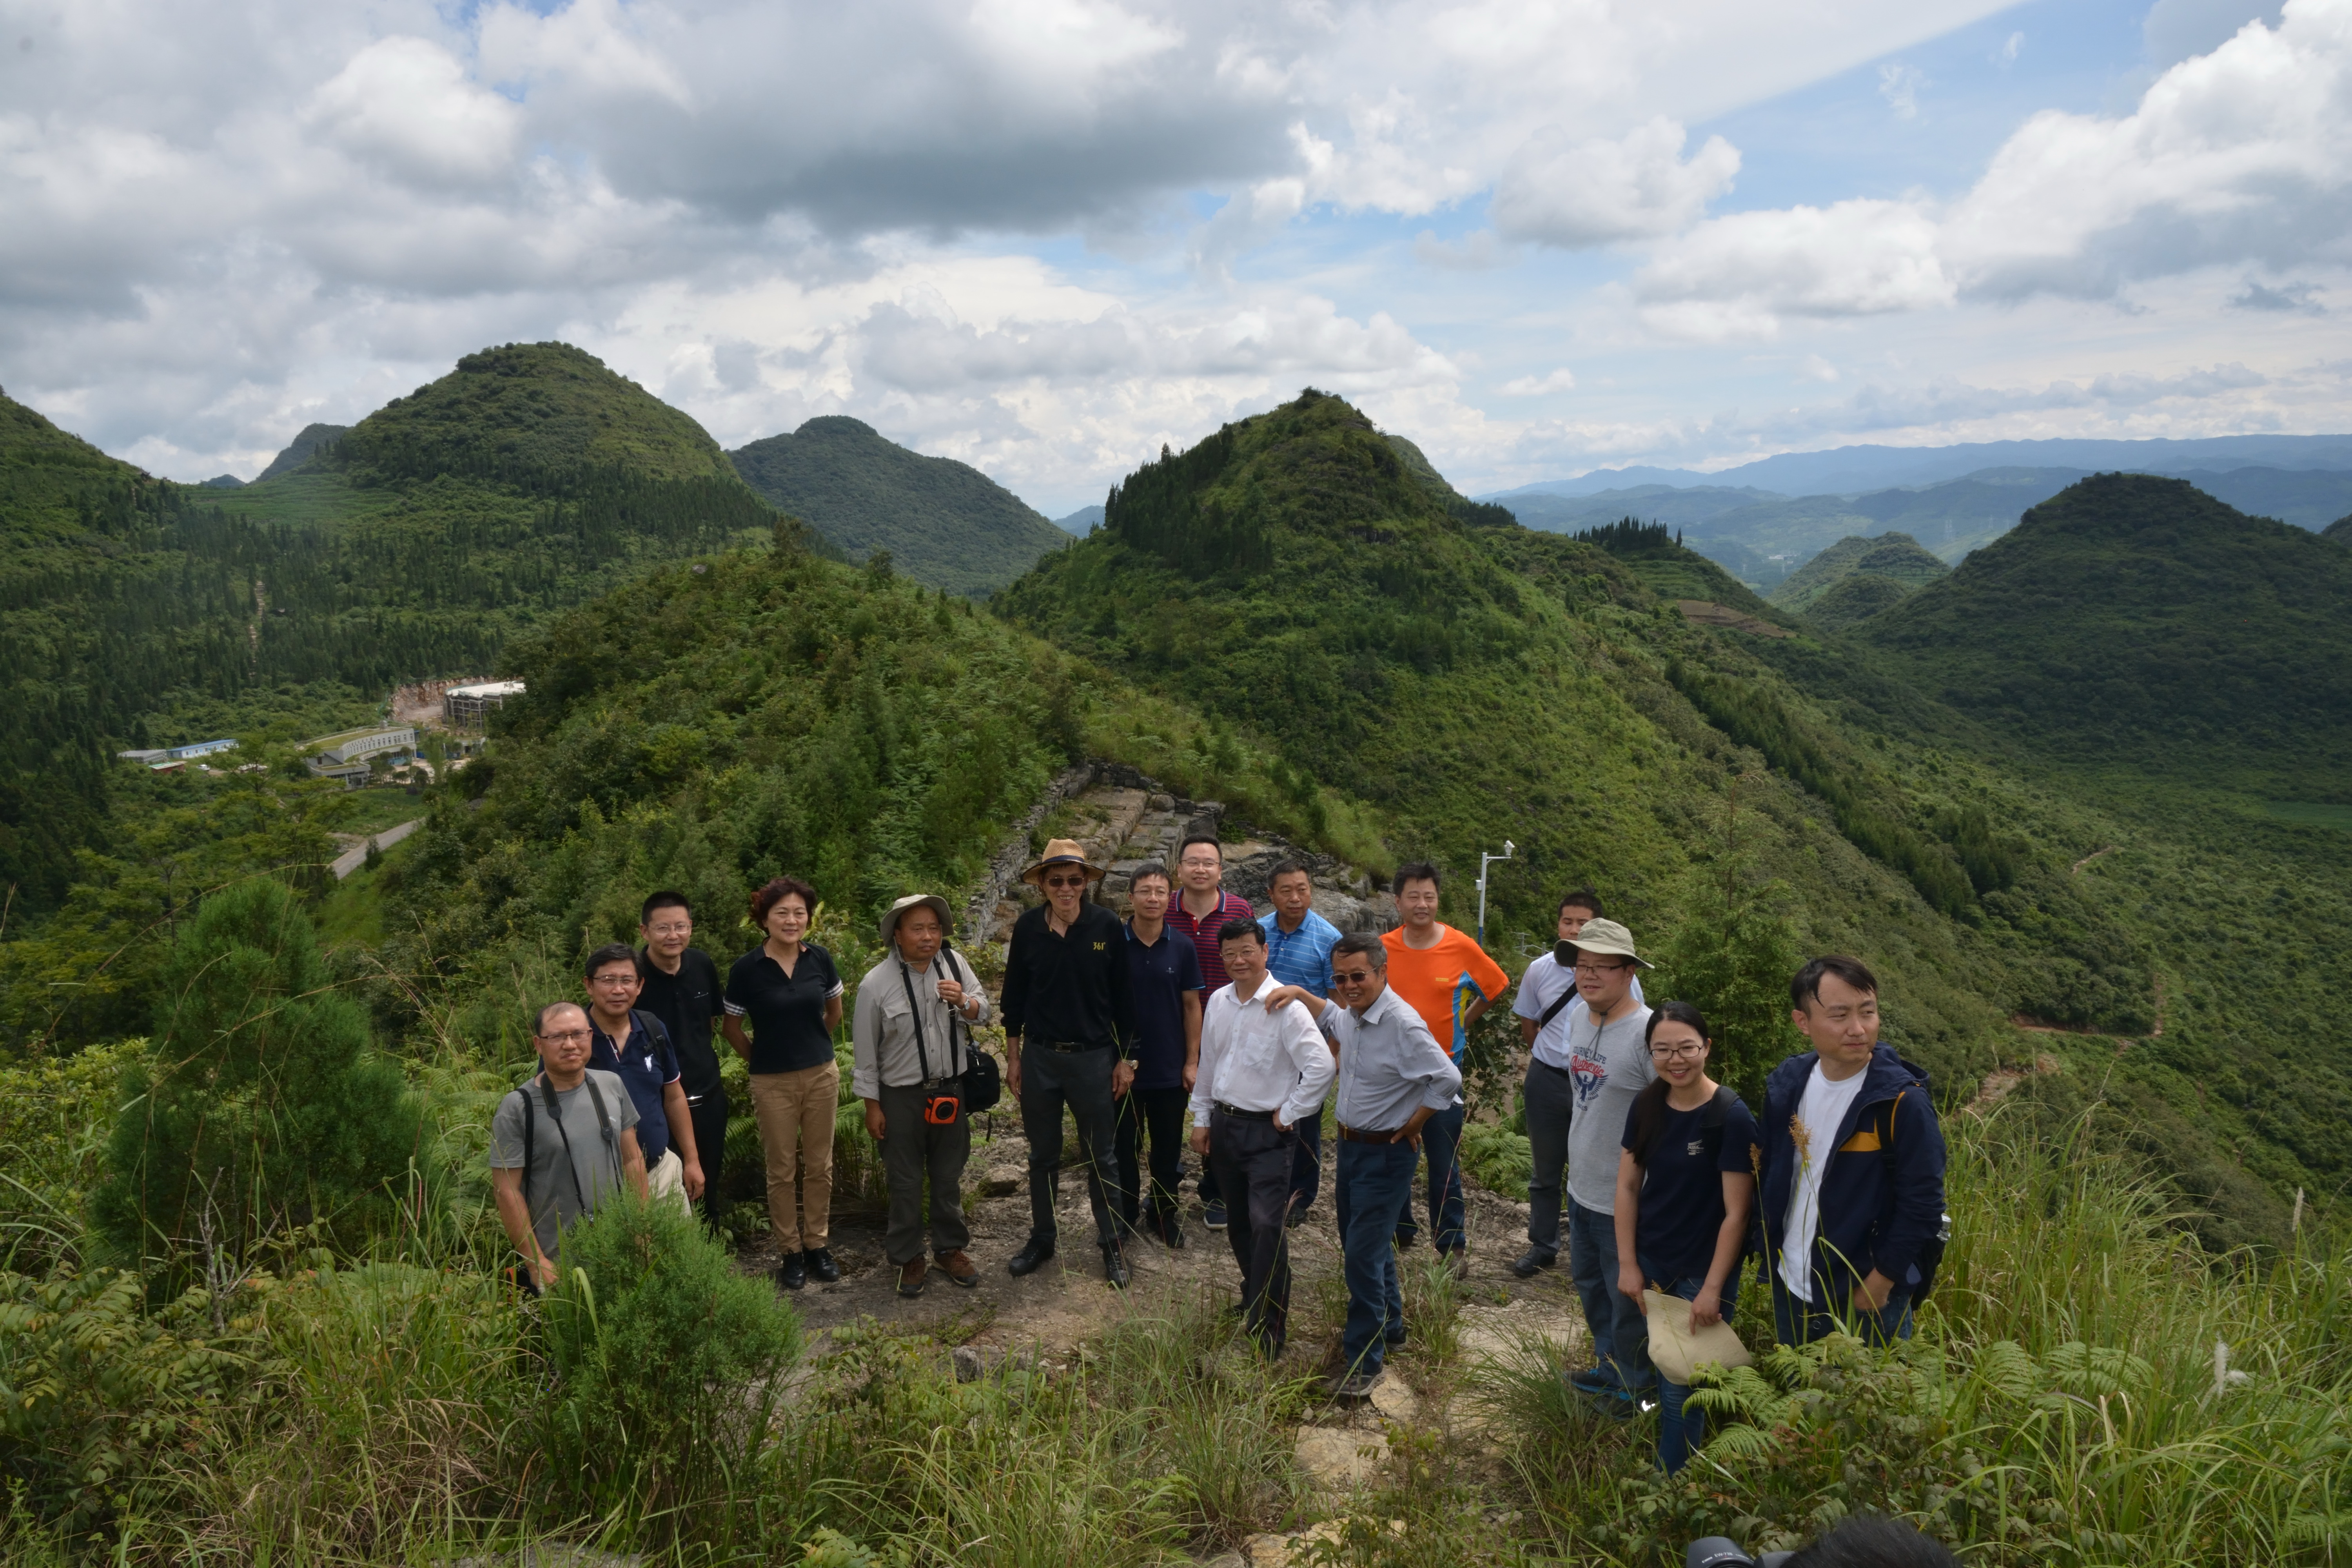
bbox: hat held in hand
[1566,916,1652,969]
[1020,838,1105,887]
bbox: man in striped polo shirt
[1167,833,1256,1230]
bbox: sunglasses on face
[1044,875,1088,889]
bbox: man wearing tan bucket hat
[853,894,989,1298]
[1000,839,1138,1287]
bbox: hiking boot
[1007,1238,1054,1277]
[1203,1201,1228,1231]
[805,1247,840,1284]
[1442,1248,1470,1281]
[1102,1240,1131,1289]
[776,1252,807,1291]
[1329,1368,1384,1401]
[897,1259,927,1298]
[936,1249,978,1288]
[1384,1323,1409,1348]
[1509,1246,1557,1279]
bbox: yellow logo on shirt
[1093,942,1107,951]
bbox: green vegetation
[1857,474,2352,795]
[253,422,347,482]
[1769,531,1949,612]
[729,415,1071,596]
[1802,570,1911,628]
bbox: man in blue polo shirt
[582,942,703,1215]
[1260,859,1341,1225]
[1118,863,1205,1249]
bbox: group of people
[488,845,1947,1468]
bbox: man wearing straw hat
[853,894,991,1299]
[1001,838,1139,1286]
[1555,916,1659,1408]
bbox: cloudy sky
[3,0,2345,512]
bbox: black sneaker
[805,1247,840,1284]
[775,1252,807,1291]
[1203,1202,1228,1231]
[1509,1246,1557,1278]
[1102,1240,1131,1289]
[1384,1323,1409,1348]
[1156,1211,1187,1250]
[1007,1237,1055,1277]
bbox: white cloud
[1490,117,1741,247]
[1878,62,1925,118]
[1501,368,1578,395]
[1636,200,1955,338]
[306,38,522,189]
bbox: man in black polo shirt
[1001,837,1138,1286]
[635,891,729,1234]
[581,942,703,1214]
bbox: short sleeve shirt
[1564,1003,1657,1212]
[1260,907,1341,996]
[1124,922,1205,1091]
[586,1013,682,1165]
[1381,924,1511,1062]
[634,947,725,1100]
[1624,1091,1761,1282]
[489,1069,641,1258]
[724,944,844,1074]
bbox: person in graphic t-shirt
[635,891,729,1233]
[1379,861,1510,1273]
[1612,1002,1759,1472]
[1757,956,1947,1347]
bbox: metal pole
[1477,840,1515,947]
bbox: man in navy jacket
[1758,955,1946,1345]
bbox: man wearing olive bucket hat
[853,894,991,1298]
[1000,839,1139,1286]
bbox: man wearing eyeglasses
[1552,917,1658,1408]
[1166,833,1258,1232]
[1001,838,1140,1287]
[489,1001,649,1290]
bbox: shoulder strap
[519,1086,536,1213]
[1535,971,1578,1031]
[630,1009,670,1051]
[940,945,971,1074]
[1876,1088,1906,1165]
[898,958,938,1083]
[1702,1083,1735,1129]
[537,1074,595,1214]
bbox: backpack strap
[519,1086,536,1217]
[1535,967,1579,1032]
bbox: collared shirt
[1191,973,1336,1130]
[1260,906,1341,996]
[1124,920,1205,1090]
[635,946,726,1100]
[723,944,844,1074]
[1514,951,1646,1073]
[587,1012,682,1164]
[1324,983,1462,1133]
[1168,889,1257,994]
[1382,923,1511,1063]
[851,948,992,1097]
[1000,899,1136,1053]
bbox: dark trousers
[1569,1200,1652,1391]
[1208,1110,1297,1354]
[1522,1058,1573,1256]
[879,1082,972,1266]
[1115,1085,1189,1230]
[1771,1277,1914,1347]
[1394,1100,1466,1253]
[1336,1136,1417,1376]
[1289,1111,1323,1211]
[1021,1044,1124,1247]
[686,1090,730,1234]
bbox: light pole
[1476,840,1514,947]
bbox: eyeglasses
[538,1029,592,1043]
[1044,874,1089,889]
[1573,961,1629,976]
[1650,1043,1706,1062]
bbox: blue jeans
[1771,1277,1914,1347]
[1337,1137,1418,1375]
[1568,1201,1652,1391]
[1392,1101,1465,1254]
[1643,1263,1740,1474]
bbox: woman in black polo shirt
[722,876,844,1290]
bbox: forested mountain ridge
[1771,532,1950,613]
[728,415,1071,596]
[253,421,348,481]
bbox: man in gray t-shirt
[491,1000,647,1287]
[1551,919,1657,1403]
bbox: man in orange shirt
[1381,861,1511,1272]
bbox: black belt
[1214,1102,1277,1122]
[1337,1123,1404,1143]
[1531,1057,1572,1076]
[1038,1039,1112,1054]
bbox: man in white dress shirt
[1189,917,1336,1359]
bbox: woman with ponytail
[1612,1001,1761,1472]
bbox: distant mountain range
[728,417,1070,597]
[1056,505,1105,534]
[1483,433,2352,500]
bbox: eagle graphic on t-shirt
[1569,1047,1610,1106]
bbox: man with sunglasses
[489,1001,649,1290]
[1552,917,1658,1408]
[1001,838,1139,1287]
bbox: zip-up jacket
[1757,1043,1946,1305]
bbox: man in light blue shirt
[1265,931,1460,1399]
[1260,859,1343,1225]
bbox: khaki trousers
[645,1147,693,1218]
[749,1062,837,1251]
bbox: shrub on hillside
[541,1191,801,1513]
[1654,861,1804,1108]
[88,880,424,1272]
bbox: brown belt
[1337,1123,1404,1144]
